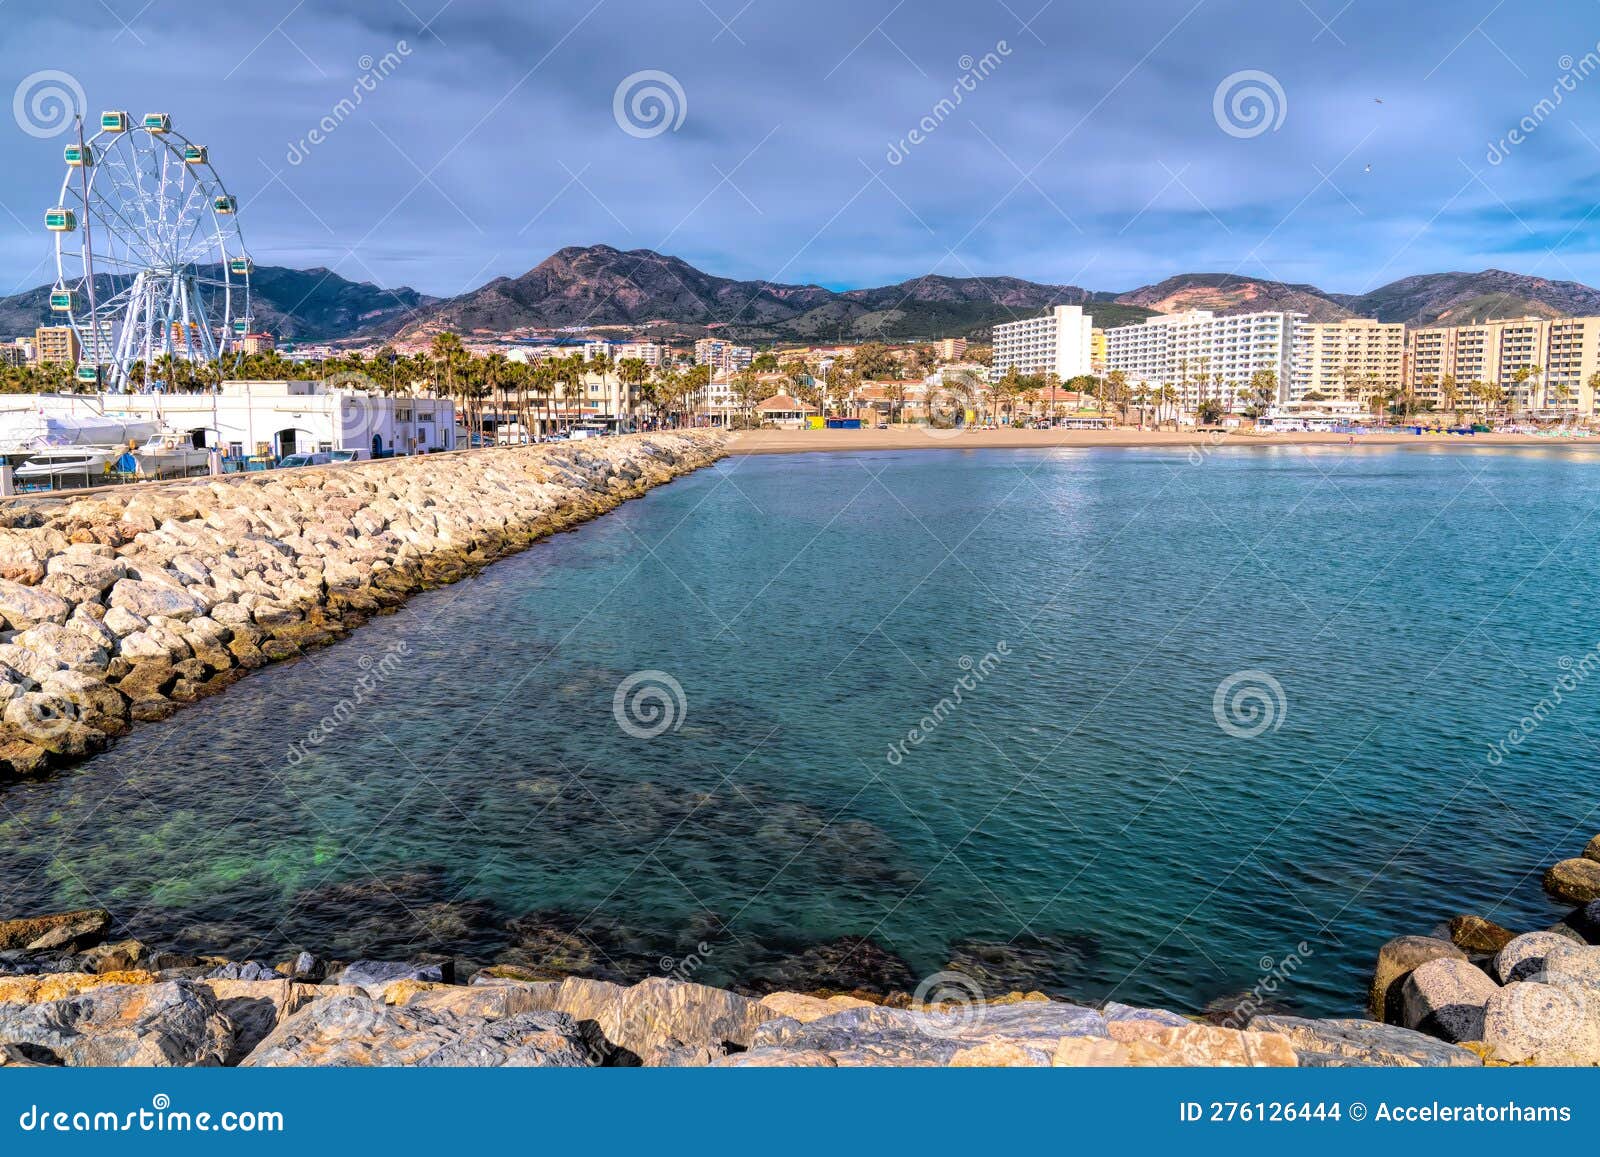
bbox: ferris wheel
[45,110,251,392]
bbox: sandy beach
[727,426,1600,454]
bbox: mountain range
[5,244,1600,344]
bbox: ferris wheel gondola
[47,110,251,392]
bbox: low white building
[991,305,1094,382]
[1,381,456,460]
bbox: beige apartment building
[1406,316,1600,414]
[34,326,80,365]
[1290,318,1405,403]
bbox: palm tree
[1439,375,1461,424]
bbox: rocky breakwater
[1361,832,1600,1065]
[0,909,1498,1068]
[0,431,727,779]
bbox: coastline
[726,427,1600,455]
[0,819,1594,1066]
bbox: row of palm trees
[1,335,735,440]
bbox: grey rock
[1368,936,1464,1023]
[1248,1015,1481,1067]
[327,959,448,994]
[107,579,203,622]
[240,995,590,1067]
[1493,931,1577,984]
[1482,981,1600,1064]
[204,960,279,982]
[0,578,72,628]
[1102,1001,1193,1032]
[0,980,232,1067]
[287,951,324,982]
[1400,956,1499,1042]
[748,1000,1108,1066]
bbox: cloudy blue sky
[2,0,1598,299]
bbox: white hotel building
[991,305,1094,382]
[1105,310,1303,411]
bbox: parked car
[278,452,334,468]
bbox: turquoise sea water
[2,445,1598,1015]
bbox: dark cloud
[3,0,1599,298]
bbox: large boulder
[543,976,780,1064]
[0,909,111,952]
[1447,914,1517,954]
[0,578,72,628]
[758,991,875,1024]
[1557,900,1600,945]
[747,1000,1109,1067]
[326,960,448,995]
[1368,936,1464,1022]
[1481,981,1600,1065]
[1400,957,1499,1042]
[1585,834,1600,863]
[107,579,202,622]
[1249,1015,1481,1067]
[1544,858,1600,905]
[0,980,232,1066]
[1493,931,1577,984]
[0,971,157,1004]
[240,995,590,1067]
[194,978,363,1064]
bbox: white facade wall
[991,305,1093,381]
[95,381,455,456]
[1106,310,1302,411]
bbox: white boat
[133,431,211,478]
[13,446,130,488]
[0,412,161,457]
